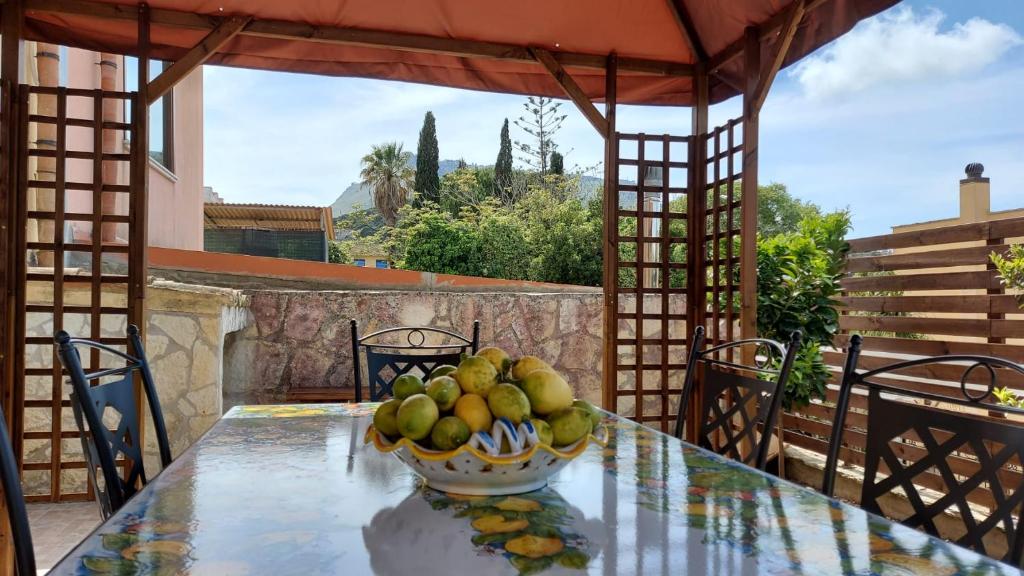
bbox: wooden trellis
[13,85,142,502]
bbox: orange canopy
[24,0,898,105]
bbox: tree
[549,151,564,175]
[495,119,514,191]
[414,112,440,206]
[360,142,414,227]
[514,96,566,174]
[758,182,822,238]
[327,241,349,264]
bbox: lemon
[476,346,512,377]
[372,398,402,437]
[454,356,499,398]
[428,364,457,380]
[547,407,593,447]
[530,418,553,446]
[488,383,531,424]
[392,373,425,400]
[431,416,471,450]
[454,394,493,433]
[510,355,552,381]
[426,375,462,411]
[396,394,439,441]
[520,369,573,416]
[572,399,602,428]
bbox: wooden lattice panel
[14,86,140,502]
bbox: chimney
[959,162,990,223]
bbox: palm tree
[360,142,414,226]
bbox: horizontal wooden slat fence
[782,215,1024,511]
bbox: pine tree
[550,151,564,175]
[514,96,566,174]
[495,118,513,190]
[414,111,439,206]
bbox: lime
[392,373,425,400]
[530,418,553,446]
[547,407,593,447]
[372,398,402,437]
[572,399,602,428]
[396,394,439,441]
[426,375,462,411]
[431,416,471,450]
[428,364,457,380]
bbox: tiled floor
[27,501,101,573]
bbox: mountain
[330,155,460,215]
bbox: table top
[51,403,1021,576]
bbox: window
[124,57,174,172]
[375,259,388,269]
[354,259,366,267]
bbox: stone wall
[224,290,610,408]
[21,280,248,496]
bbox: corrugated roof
[204,203,335,239]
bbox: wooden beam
[752,0,806,111]
[147,15,250,105]
[531,47,608,137]
[25,0,694,78]
[740,26,760,345]
[664,0,707,62]
[685,63,708,444]
[711,69,744,92]
[601,52,617,412]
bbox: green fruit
[488,383,532,424]
[455,356,499,398]
[393,373,426,400]
[396,394,439,441]
[530,418,553,446]
[511,355,552,381]
[372,398,403,437]
[547,407,593,447]
[520,369,573,416]
[426,375,462,411]
[431,416,471,450]
[572,400,603,429]
[429,364,458,380]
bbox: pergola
[0,0,896,539]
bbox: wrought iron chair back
[352,320,480,402]
[674,325,802,470]
[1,409,36,576]
[823,334,1024,566]
[55,325,172,519]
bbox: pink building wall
[63,47,204,250]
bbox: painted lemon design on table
[471,515,530,534]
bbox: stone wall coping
[148,280,250,314]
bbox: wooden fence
[782,215,1024,509]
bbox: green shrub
[992,244,1024,306]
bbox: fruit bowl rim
[364,423,609,465]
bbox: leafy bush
[757,210,850,409]
[992,244,1024,306]
[516,189,602,286]
[328,241,349,264]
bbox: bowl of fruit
[365,347,608,496]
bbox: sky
[203,1,1024,238]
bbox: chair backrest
[674,325,801,470]
[55,325,172,519]
[824,334,1024,566]
[0,410,36,576]
[352,320,480,402]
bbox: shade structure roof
[204,203,335,239]
[24,0,898,106]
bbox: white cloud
[791,6,1022,100]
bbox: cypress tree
[495,118,513,189]
[414,111,439,206]
[550,151,564,175]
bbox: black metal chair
[1,409,36,576]
[352,320,480,402]
[55,325,172,520]
[674,325,801,470]
[823,334,1024,566]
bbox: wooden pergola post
[601,53,618,411]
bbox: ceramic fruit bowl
[364,420,608,495]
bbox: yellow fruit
[476,346,512,377]
[426,375,462,411]
[495,497,542,512]
[487,383,531,424]
[454,356,499,398]
[471,515,529,534]
[392,373,425,400]
[396,394,439,441]
[547,407,593,447]
[520,369,573,416]
[428,364,457,379]
[431,416,471,450]
[504,535,564,558]
[572,399,603,428]
[454,394,493,433]
[372,398,403,437]
[530,418,553,446]
[510,355,552,381]
[121,540,190,560]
